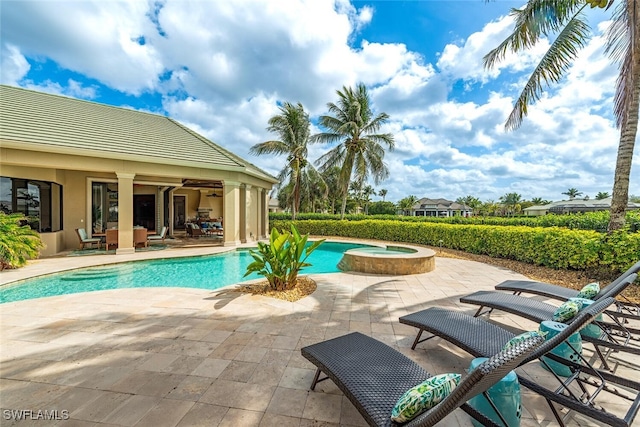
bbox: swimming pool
[0,241,371,304]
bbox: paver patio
[1,246,637,426]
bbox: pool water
[0,242,370,304]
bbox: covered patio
[0,85,278,256]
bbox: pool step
[60,266,128,281]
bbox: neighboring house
[0,85,278,256]
[523,197,640,216]
[268,197,284,213]
[411,198,472,217]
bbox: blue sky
[2,0,637,203]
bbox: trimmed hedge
[269,210,640,232]
[270,219,640,274]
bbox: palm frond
[249,140,289,156]
[315,145,345,171]
[505,14,590,130]
[483,0,584,69]
[605,0,637,127]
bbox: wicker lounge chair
[459,274,640,370]
[301,331,544,427]
[494,260,640,321]
[399,297,640,427]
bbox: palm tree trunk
[340,192,348,220]
[292,176,301,221]
[608,25,639,232]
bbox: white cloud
[2,0,637,203]
[0,44,30,85]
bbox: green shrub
[244,224,325,290]
[270,219,639,274]
[0,212,45,270]
[269,210,640,232]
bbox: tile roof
[0,85,277,182]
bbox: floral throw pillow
[576,282,600,300]
[552,300,582,323]
[391,373,461,423]
[503,330,547,351]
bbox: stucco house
[524,197,640,216]
[0,85,278,256]
[411,198,472,217]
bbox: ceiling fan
[207,191,222,198]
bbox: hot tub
[338,244,436,275]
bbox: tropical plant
[456,195,482,213]
[483,0,638,231]
[378,189,388,201]
[0,212,44,270]
[250,102,315,220]
[530,197,551,205]
[397,195,418,216]
[244,224,325,291]
[361,185,376,214]
[321,166,343,214]
[368,201,397,215]
[499,192,523,216]
[596,191,611,200]
[313,83,395,219]
[301,170,328,213]
[562,188,583,200]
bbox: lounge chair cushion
[503,330,546,351]
[576,282,600,299]
[552,300,582,323]
[390,373,460,423]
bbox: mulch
[430,246,639,304]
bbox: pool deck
[1,244,637,426]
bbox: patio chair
[148,226,168,244]
[186,223,205,238]
[75,228,101,250]
[301,331,544,427]
[399,297,640,427]
[494,260,640,321]
[459,274,640,370]
[105,229,118,251]
[133,227,148,248]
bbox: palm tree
[596,191,610,200]
[362,185,376,215]
[456,195,482,212]
[378,189,388,201]
[397,195,418,216]
[313,83,395,219]
[530,197,548,205]
[321,166,342,214]
[483,0,638,231]
[562,188,583,200]
[302,170,328,213]
[250,102,314,220]
[499,192,522,217]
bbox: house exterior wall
[1,146,274,255]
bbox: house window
[92,182,118,233]
[0,177,63,232]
